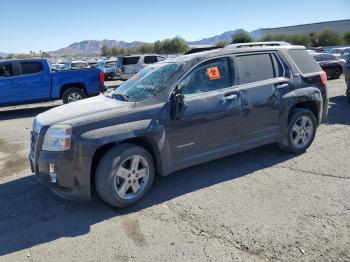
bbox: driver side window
[179,58,231,96]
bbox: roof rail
[224,41,291,49]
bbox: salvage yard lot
[0,79,349,261]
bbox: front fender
[77,119,167,175]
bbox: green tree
[0,56,3,60]
[101,45,110,56]
[317,29,343,46]
[343,31,350,45]
[231,29,254,44]
[110,46,118,56]
[6,54,14,59]
[215,41,228,48]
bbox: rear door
[235,52,288,148]
[15,61,51,101]
[166,57,242,165]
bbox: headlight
[42,124,72,151]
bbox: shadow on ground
[0,144,295,256]
[0,106,57,121]
[327,95,350,125]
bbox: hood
[36,95,133,127]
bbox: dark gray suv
[29,42,328,207]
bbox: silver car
[118,54,164,80]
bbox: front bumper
[29,149,91,201]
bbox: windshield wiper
[108,93,129,101]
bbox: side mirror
[171,90,187,120]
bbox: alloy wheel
[113,155,149,200]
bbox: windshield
[109,62,182,102]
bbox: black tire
[327,67,342,80]
[95,144,155,208]
[62,88,86,104]
[280,108,317,154]
[331,67,342,79]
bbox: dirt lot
[0,79,349,262]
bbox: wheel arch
[60,83,87,98]
[90,136,163,191]
[288,100,320,124]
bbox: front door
[165,58,241,167]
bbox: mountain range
[48,29,253,55]
[1,29,260,56]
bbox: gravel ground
[0,78,349,262]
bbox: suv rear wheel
[62,88,86,104]
[280,108,317,153]
[95,144,155,208]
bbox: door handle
[275,83,289,89]
[222,92,239,101]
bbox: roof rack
[224,41,291,49]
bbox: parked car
[96,60,117,79]
[88,61,97,68]
[30,43,328,207]
[313,53,346,79]
[63,61,91,70]
[329,47,350,58]
[345,55,350,102]
[0,59,105,106]
[118,54,165,80]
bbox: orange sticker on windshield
[207,66,221,80]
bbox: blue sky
[1,0,349,53]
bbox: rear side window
[237,53,275,84]
[0,63,14,77]
[20,62,43,75]
[123,57,140,65]
[288,49,321,74]
[144,56,157,64]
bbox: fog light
[49,163,57,183]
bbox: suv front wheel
[280,108,317,154]
[95,144,155,208]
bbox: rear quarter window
[144,56,157,64]
[288,49,321,74]
[123,57,140,65]
[20,61,43,75]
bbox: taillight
[320,71,327,86]
[99,70,104,84]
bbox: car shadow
[0,105,57,121]
[0,143,295,256]
[327,95,350,125]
